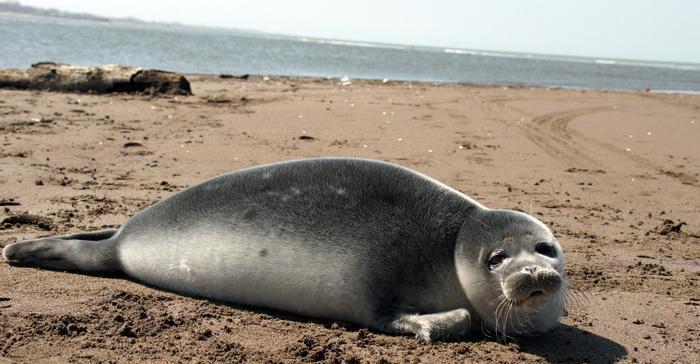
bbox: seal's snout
[520,265,562,289]
[504,266,563,305]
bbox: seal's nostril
[529,290,545,298]
[522,265,538,274]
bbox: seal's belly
[118,230,372,324]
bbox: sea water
[1,12,699,93]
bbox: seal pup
[2,158,567,342]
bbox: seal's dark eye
[487,251,508,268]
[535,242,557,258]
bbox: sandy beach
[0,75,698,363]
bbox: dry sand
[0,76,698,363]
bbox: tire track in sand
[519,107,699,187]
[518,107,610,168]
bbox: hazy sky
[15,0,700,63]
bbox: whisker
[480,320,490,338]
[493,297,503,342]
[501,301,517,343]
[513,304,531,335]
[490,293,506,306]
[504,301,515,340]
[561,281,589,309]
[494,295,508,342]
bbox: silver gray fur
[2,158,567,341]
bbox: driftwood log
[0,63,192,95]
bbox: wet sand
[0,75,698,363]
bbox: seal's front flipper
[2,229,120,272]
[381,308,471,342]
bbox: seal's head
[455,208,567,337]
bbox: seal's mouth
[511,289,550,307]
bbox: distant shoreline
[1,64,698,96]
[187,73,700,96]
[0,10,109,22]
[0,2,109,22]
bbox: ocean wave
[594,59,700,71]
[443,48,528,59]
[444,46,699,71]
[594,59,617,65]
[297,37,410,50]
[650,89,700,95]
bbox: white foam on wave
[443,45,700,72]
[443,48,526,59]
[651,89,700,95]
[594,58,700,71]
[594,59,617,65]
[297,37,410,50]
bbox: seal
[2,158,567,341]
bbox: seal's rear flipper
[2,229,120,272]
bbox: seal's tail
[2,229,121,272]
